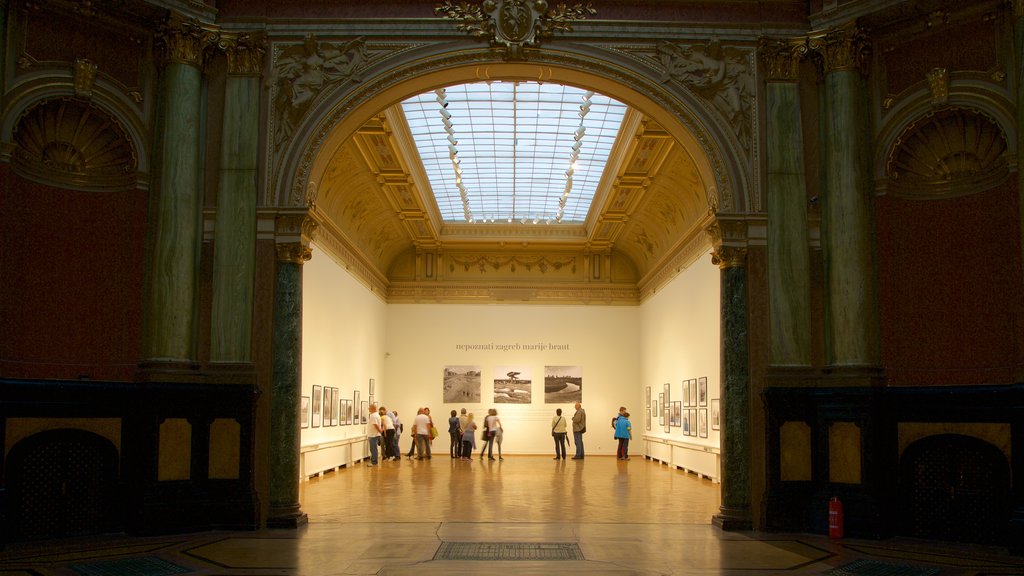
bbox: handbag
[429,425,439,440]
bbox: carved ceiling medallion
[886,107,1008,199]
[12,97,137,191]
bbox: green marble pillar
[0,1,8,93]
[211,35,265,363]
[144,20,217,363]
[762,39,812,367]
[268,240,310,528]
[1016,3,1024,303]
[711,247,752,530]
[813,25,879,368]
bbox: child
[614,411,632,460]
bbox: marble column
[210,34,265,363]
[267,216,315,528]
[761,38,812,368]
[810,24,879,368]
[711,245,752,530]
[1015,1,1024,326]
[144,18,218,363]
[0,1,8,90]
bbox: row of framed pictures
[300,379,376,429]
[644,380,720,436]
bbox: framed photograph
[663,382,670,407]
[698,408,708,438]
[322,387,333,427]
[360,400,368,424]
[689,380,698,407]
[331,388,340,426]
[657,394,664,425]
[646,386,651,408]
[369,378,375,396]
[544,365,582,404]
[663,404,670,434]
[444,365,482,403]
[345,399,354,425]
[353,389,361,423]
[494,365,532,403]
[682,379,690,407]
[671,401,682,427]
[300,396,310,429]
[681,406,690,434]
[645,408,651,431]
[698,377,708,406]
[312,385,322,428]
[689,409,698,436]
[711,398,721,430]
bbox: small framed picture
[711,399,721,430]
[663,382,670,406]
[689,380,698,407]
[671,401,682,427]
[698,408,708,438]
[369,378,375,396]
[682,380,690,407]
[353,389,361,422]
[300,396,310,429]
[646,386,651,408]
[657,394,664,425]
[663,404,670,434]
[681,406,690,434]
[331,387,340,426]
[698,377,708,407]
[688,409,698,436]
[361,401,368,424]
[312,385,322,428]
[645,408,651,431]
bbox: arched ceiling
[315,97,714,304]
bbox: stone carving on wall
[271,34,368,150]
[73,58,98,98]
[435,0,596,60]
[658,39,754,152]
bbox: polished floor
[1,455,1022,575]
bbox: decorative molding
[807,21,870,76]
[435,0,596,60]
[276,242,312,264]
[658,39,755,151]
[155,15,220,67]
[271,35,368,152]
[447,254,577,275]
[387,282,640,305]
[275,213,317,264]
[221,32,267,76]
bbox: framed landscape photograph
[443,365,482,403]
[300,396,310,429]
[312,385,322,428]
[544,365,582,404]
[711,398,721,430]
[698,376,708,406]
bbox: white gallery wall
[384,303,641,455]
[301,245,388,445]
[300,243,720,458]
[639,249,722,448]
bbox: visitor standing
[460,413,477,460]
[551,408,568,460]
[367,403,381,467]
[391,410,403,459]
[479,408,498,460]
[379,407,396,461]
[571,402,586,459]
[614,411,632,460]
[414,408,432,459]
[448,409,461,458]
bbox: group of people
[363,401,632,464]
[365,404,438,466]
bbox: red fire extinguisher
[828,496,844,539]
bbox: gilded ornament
[73,58,98,99]
[275,242,312,264]
[925,67,948,106]
[807,22,870,76]
[711,246,747,269]
[435,0,596,60]
[758,37,808,82]
[222,32,267,76]
[156,16,219,67]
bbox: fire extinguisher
[828,496,844,539]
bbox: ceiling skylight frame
[401,81,627,225]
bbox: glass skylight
[400,81,627,224]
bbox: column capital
[156,15,220,67]
[221,32,267,76]
[808,21,870,76]
[759,37,809,82]
[704,217,749,259]
[711,246,748,269]
[275,213,317,264]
